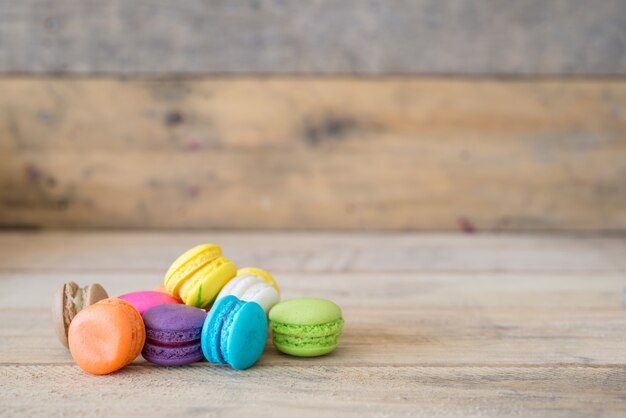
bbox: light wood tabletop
[1,231,625,417]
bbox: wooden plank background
[0,1,624,231]
[1,78,625,231]
[0,0,625,75]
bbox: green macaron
[269,298,344,357]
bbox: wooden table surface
[1,231,625,417]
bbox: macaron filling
[270,318,344,338]
[72,288,84,312]
[236,268,280,294]
[146,328,203,347]
[270,319,344,350]
[226,275,264,297]
[242,282,268,299]
[273,333,340,349]
[204,297,241,364]
[63,283,78,329]
[216,274,280,314]
[219,300,244,361]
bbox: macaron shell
[201,296,237,364]
[153,284,183,302]
[269,298,342,325]
[178,257,237,308]
[165,244,221,277]
[142,341,204,366]
[153,284,168,293]
[237,267,280,294]
[82,283,109,307]
[118,291,181,316]
[273,339,338,357]
[216,275,279,314]
[52,282,75,348]
[217,275,264,300]
[240,282,279,314]
[143,304,207,345]
[164,244,222,296]
[119,301,147,366]
[68,298,145,375]
[223,301,267,370]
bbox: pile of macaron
[52,243,344,375]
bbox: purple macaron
[142,304,207,366]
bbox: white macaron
[216,272,280,314]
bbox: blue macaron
[201,295,267,370]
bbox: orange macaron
[68,298,146,375]
[153,284,183,303]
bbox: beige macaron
[52,281,109,348]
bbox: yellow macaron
[164,244,236,308]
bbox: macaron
[118,291,181,316]
[142,304,207,366]
[52,281,109,348]
[201,295,267,370]
[269,298,344,357]
[68,298,145,375]
[154,283,183,303]
[164,244,237,308]
[215,267,280,314]
[153,284,169,294]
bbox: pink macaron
[118,291,181,316]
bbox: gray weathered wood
[0,0,624,75]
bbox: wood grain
[3,301,625,366]
[3,270,626,310]
[1,78,625,231]
[0,0,625,75]
[0,232,625,274]
[2,365,624,417]
[0,231,625,417]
